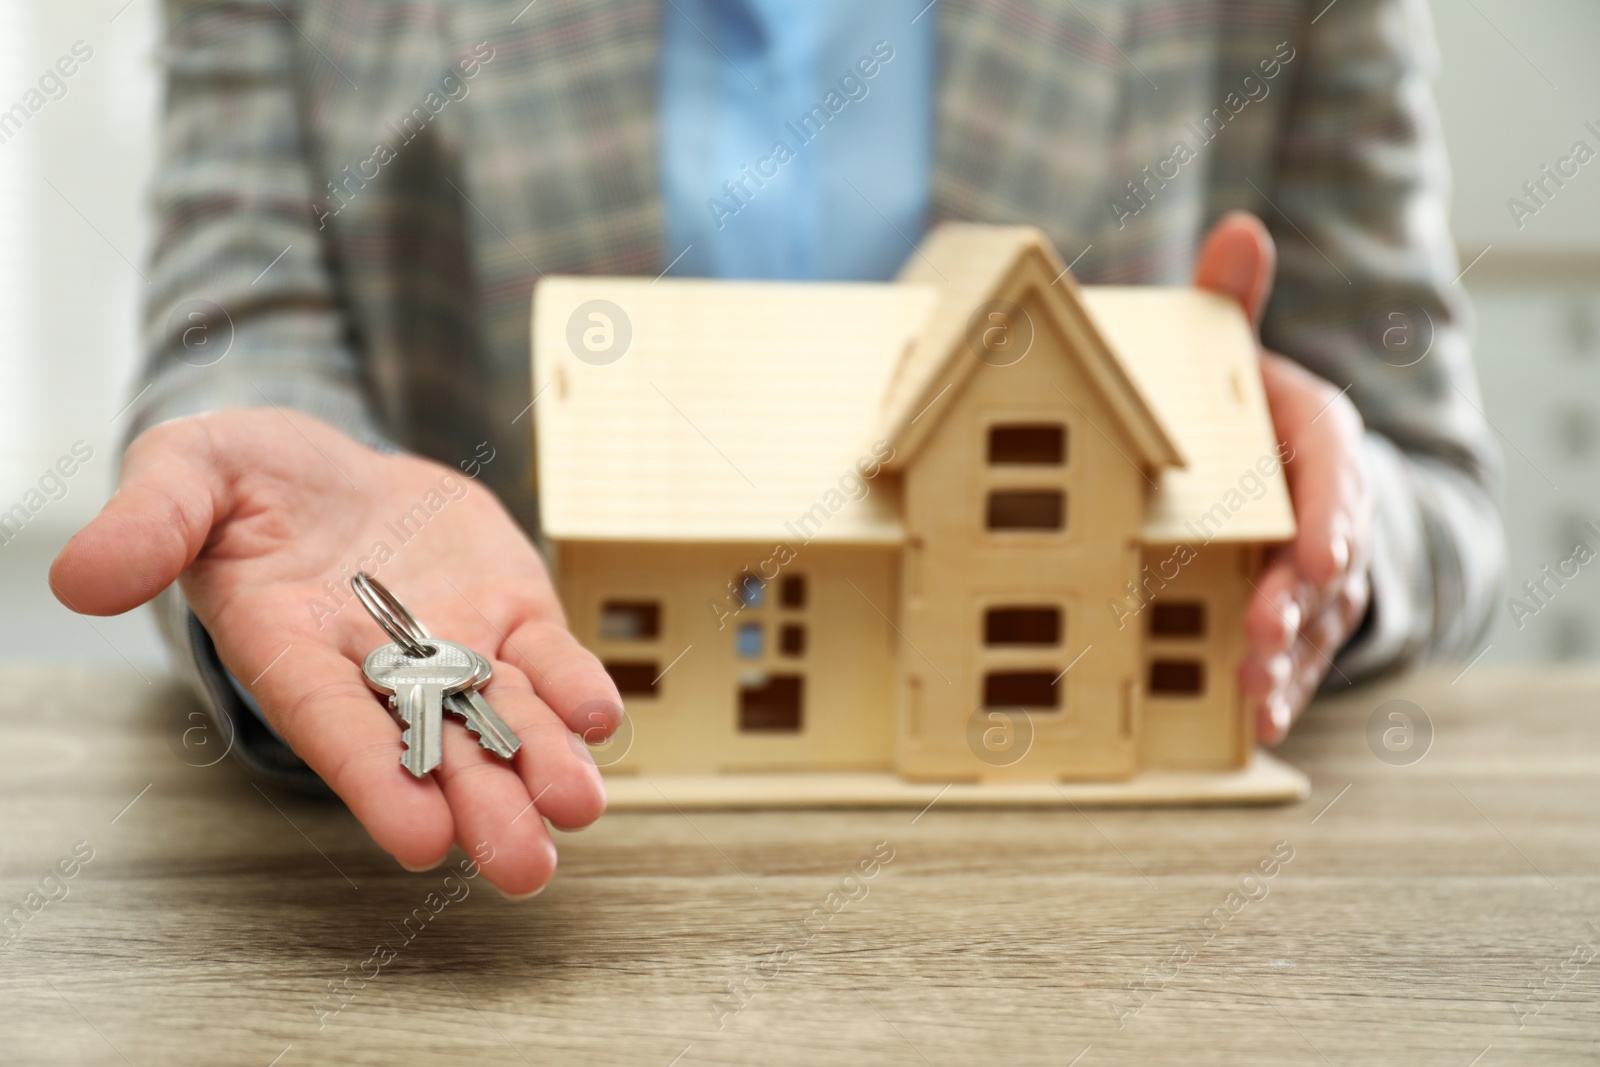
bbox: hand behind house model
[1194,214,1373,743]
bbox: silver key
[363,641,479,777]
[439,641,522,760]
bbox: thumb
[1194,210,1277,328]
[50,420,221,616]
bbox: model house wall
[560,541,899,774]
[1134,543,1256,770]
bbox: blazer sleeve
[130,0,391,448]
[1259,0,1505,679]
[131,0,393,790]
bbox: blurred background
[0,0,1596,670]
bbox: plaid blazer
[138,0,1502,781]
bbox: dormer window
[988,423,1066,465]
[982,421,1070,535]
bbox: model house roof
[532,279,933,543]
[532,224,1294,545]
[1082,287,1295,543]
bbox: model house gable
[879,223,1186,480]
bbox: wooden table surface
[2,664,1597,1066]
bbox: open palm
[51,409,622,897]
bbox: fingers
[408,663,606,897]
[237,637,595,891]
[1242,352,1372,744]
[481,661,608,830]
[1243,555,1372,745]
[49,419,221,616]
[1243,550,1302,654]
[431,724,560,897]
[234,642,456,870]
[431,622,613,897]
[1255,602,1349,744]
[1198,212,1368,746]
[1241,552,1301,740]
[500,619,626,739]
[1194,210,1277,327]
[1260,354,1369,592]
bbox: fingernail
[567,731,597,765]
[400,857,445,873]
[576,698,626,734]
[495,882,548,901]
[1270,696,1291,735]
[1265,653,1292,686]
[1328,533,1350,579]
[1276,598,1302,645]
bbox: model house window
[1148,659,1204,695]
[779,574,807,654]
[986,490,1065,531]
[735,572,765,607]
[983,670,1059,709]
[739,674,803,731]
[1149,601,1205,638]
[988,423,1066,465]
[598,598,662,698]
[603,661,659,697]
[984,606,1062,646]
[981,420,1070,535]
[733,572,807,731]
[599,600,661,641]
[780,623,806,657]
[1146,599,1207,696]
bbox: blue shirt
[659,0,936,281]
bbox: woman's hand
[1193,212,1374,744]
[51,409,623,897]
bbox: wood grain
[1,665,1598,1065]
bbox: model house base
[599,750,1310,810]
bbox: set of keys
[353,573,522,778]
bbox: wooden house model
[532,224,1299,801]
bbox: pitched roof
[532,278,934,543]
[1081,288,1297,544]
[880,223,1185,473]
[532,225,1293,548]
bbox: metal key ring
[353,575,432,657]
[362,575,433,645]
[351,573,433,658]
